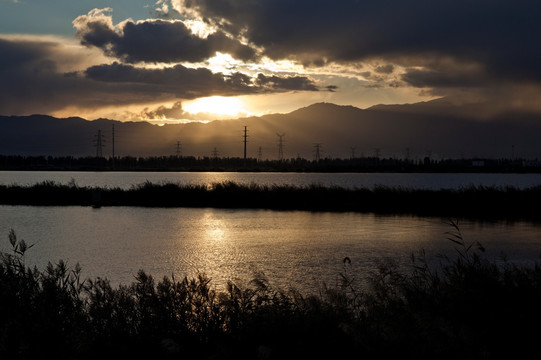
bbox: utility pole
[277,132,285,161]
[243,126,248,167]
[94,129,105,158]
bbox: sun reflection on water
[200,211,229,242]
[7,204,541,295]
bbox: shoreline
[1,181,540,222]
[1,167,540,174]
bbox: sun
[184,96,246,117]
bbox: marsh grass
[1,180,540,221]
[2,225,541,359]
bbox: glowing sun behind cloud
[183,96,248,118]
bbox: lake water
[2,170,541,189]
[1,206,541,294]
[1,171,541,294]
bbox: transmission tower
[277,132,285,161]
[94,129,105,157]
[314,143,322,161]
[257,146,263,162]
[111,124,115,158]
[350,147,356,159]
[175,141,182,158]
[211,147,219,158]
[243,126,248,166]
[111,124,115,168]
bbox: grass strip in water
[0,180,540,221]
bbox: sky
[1,0,540,123]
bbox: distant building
[472,160,485,167]
[522,160,541,167]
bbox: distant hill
[1,99,540,159]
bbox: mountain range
[1,99,540,160]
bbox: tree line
[0,154,536,172]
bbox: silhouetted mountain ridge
[1,99,540,159]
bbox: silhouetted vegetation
[0,153,538,172]
[1,180,541,221]
[2,225,541,359]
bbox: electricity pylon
[277,132,285,161]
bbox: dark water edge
[1,180,540,222]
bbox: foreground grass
[2,227,541,359]
[1,180,541,221]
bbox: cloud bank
[2,1,540,118]
[173,0,541,108]
[175,0,539,73]
[0,33,322,116]
[73,8,257,63]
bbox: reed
[2,226,541,359]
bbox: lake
[1,205,541,294]
[2,170,541,189]
[1,171,541,294]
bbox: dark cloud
[84,62,259,97]
[325,85,338,92]
[140,101,185,119]
[0,37,43,68]
[179,0,541,93]
[138,101,244,122]
[375,65,394,75]
[86,63,322,94]
[73,8,257,63]
[360,71,371,78]
[0,38,153,115]
[0,37,322,115]
[254,73,319,92]
[0,38,87,114]
[401,68,489,90]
